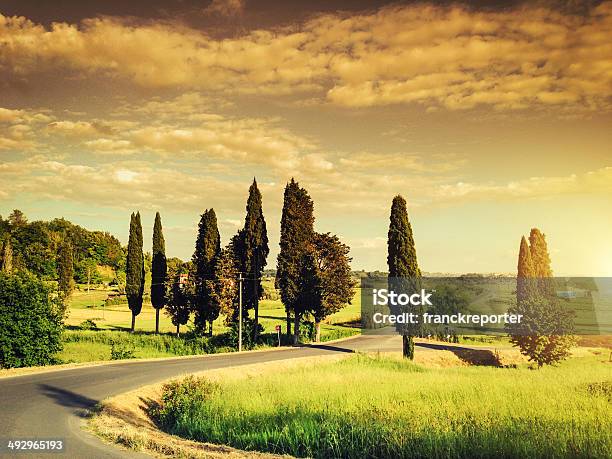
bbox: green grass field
[57,286,361,363]
[155,352,612,458]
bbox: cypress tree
[516,236,535,305]
[529,228,555,297]
[126,212,144,332]
[1,238,12,274]
[151,212,167,334]
[239,178,269,341]
[57,240,74,311]
[276,178,315,345]
[193,209,221,336]
[387,195,421,359]
[508,229,575,367]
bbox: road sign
[275,325,281,331]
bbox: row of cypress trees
[124,178,354,343]
[124,179,272,336]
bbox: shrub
[0,273,63,368]
[79,319,98,330]
[227,317,263,350]
[110,340,136,360]
[154,376,221,430]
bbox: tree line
[0,210,124,283]
[123,178,354,343]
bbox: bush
[79,319,98,330]
[154,376,221,430]
[228,317,264,350]
[110,340,135,360]
[0,273,63,368]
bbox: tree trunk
[293,312,300,345]
[315,321,321,343]
[286,311,292,336]
[208,320,213,337]
[155,309,160,334]
[253,299,259,342]
[176,323,180,337]
[402,335,414,360]
[131,313,135,333]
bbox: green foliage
[0,273,63,368]
[508,297,576,367]
[154,376,221,429]
[1,237,12,273]
[153,354,611,458]
[126,212,145,328]
[79,319,99,330]
[192,209,221,335]
[276,178,315,342]
[75,258,102,284]
[387,195,421,357]
[62,330,220,356]
[165,264,193,336]
[151,212,167,311]
[311,233,354,325]
[529,228,555,297]
[151,212,167,334]
[57,240,75,303]
[110,340,136,360]
[235,179,269,335]
[517,236,535,305]
[510,228,575,367]
[387,195,420,278]
[227,316,263,350]
[207,247,238,325]
[0,211,124,280]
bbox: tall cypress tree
[276,179,315,344]
[239,178,269,341]
[126,212,144,332]
[57,240,74,312]
[529,228,554,297]
[151,212,167,334]
[193,209,221,336]
[517,236,535,305]
[1,238,12,274]
[387,195,421,359]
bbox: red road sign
[275,325,281,331]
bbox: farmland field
[155,351,612,458]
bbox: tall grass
[60,330,231,362]
[154,353,612,458]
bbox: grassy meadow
[154,352,612,458]
[56,281,361,363]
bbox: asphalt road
[0,335,404,459]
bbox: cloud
[0,106,51,151]
[2,3,610,110]
[203,0,245,17]
[434,167,612,203]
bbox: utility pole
[238,272,243,352]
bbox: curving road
[0,335,404,459]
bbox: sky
[1,0,611,275]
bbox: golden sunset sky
[1,0,611,275]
